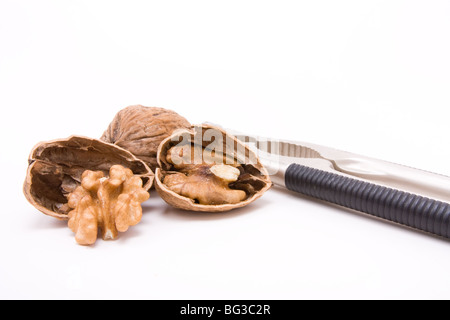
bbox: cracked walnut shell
[68,165,150,245]
[24,136,154,220]
[101,105,191,172]
[155,124,272,212]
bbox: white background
[1,0,450,300]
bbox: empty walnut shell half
[155,125,272,212]
[100,105,191,172]
[24,136,154,220]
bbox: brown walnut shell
[155,124,272,212]
[100,105,191,172]
[24,136,154,220]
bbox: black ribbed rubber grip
[285,163,450,238]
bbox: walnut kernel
[67,165,150,245]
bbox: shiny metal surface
[230,131,450,204]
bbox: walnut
[67,165,150,245]
[163,164,247,205]
[101,105,191,172]
[155,125,272,212]
[24,136,154,220]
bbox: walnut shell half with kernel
[100,105,191,172]
[155,124,272,212]
[24,136,154,220]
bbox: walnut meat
[163,164,247,205]
[155,125,272,212]
[68,165,150,245]
[24,136,154,220]
[101,105,191,172]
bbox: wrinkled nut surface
[101,105,191,172]
[24,136,154,220]
[68,165,150,245]
[155,125,272,212]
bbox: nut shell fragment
[101,105,191,172]
[24,136,154,220]
[155,125,271,212]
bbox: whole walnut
[101,105,191,172]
